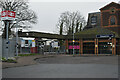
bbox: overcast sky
[27,0,119,33]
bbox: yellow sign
[32,40,35,47]
[32,40,35,42]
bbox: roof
[18,27,120,39]
[100,2,120,10]
[88,12,100,14]
[18,31,65,39]
[74,27,120,38]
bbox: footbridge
[18,31,66,39]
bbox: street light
[13,18,19,56]
[16,24,18,56]
[73,28,75,56]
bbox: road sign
[1,10,15,20]
[96,34,114,38]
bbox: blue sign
[96,34,114,38]
[28,40,32,44]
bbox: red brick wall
[100,2,120,27]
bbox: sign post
[1,10,15,59]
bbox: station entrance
[116,39,120,55]
[98,42,112,54]
[83,42,95,54]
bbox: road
[2,55,118,78]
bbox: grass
[18,53,41,56]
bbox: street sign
[32,40,35,47]
[1,10,15,20]
[21,40,25,47]
[52,41,58,48]
[1,10,16,59]
[96,34,114,38]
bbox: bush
[1,57,6,61]
[6,59,17,63]
[2,58,17,63]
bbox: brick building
[65,2,120,55]
[100,2,120,35]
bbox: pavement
[2,54,118,68]
[2,54,67,68]
[2,55,43,69]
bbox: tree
[0,0,37,38]
[56,11,86,35]
[59,21,63,35]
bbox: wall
[101,2,120,27]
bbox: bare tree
[0,0,37,38]
[56,11,86,35]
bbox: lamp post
[13,18,18,56]
[73,28,75,56]
[16,24,18,56]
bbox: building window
[110,16,116,25]
[110,7,116,14]
[91,16,97,25]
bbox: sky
[8,0,120,34]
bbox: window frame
[91,16,97,25]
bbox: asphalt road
[2,56,118,78]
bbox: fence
[43,45,66,54]
[19,45,66,55]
